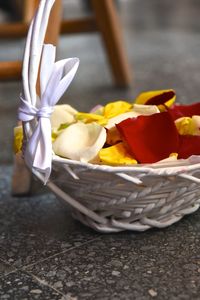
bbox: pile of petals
[14,89,200,166]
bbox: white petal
[105,105,159,129]
[50,104,77,129]
[133,104,159,114]
[105,112,139,129]
[53,122,106,162]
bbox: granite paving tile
[0,271,63,299]
[0,259,16,278]
[26,213,200,300]
[0,166,99,268]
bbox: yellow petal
[175,117,200,135]
[191,116,200,135]
[76,112,106,124]
[13,125,23,154]
[169,153,178,158]
[134,89,176,111]
[99,142,137,165]
[103,101,133,119]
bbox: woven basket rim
[52,154,200,176]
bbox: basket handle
[18,0,79,183]
[33,170,107,225]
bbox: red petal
[116,112,179,163]
[146,90,175,105]
[169,102,200,120]
[178,135,200,159]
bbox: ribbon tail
[25,118,52,184]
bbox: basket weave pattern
[43,159,200,232]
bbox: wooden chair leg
[0,61,22,80]
[45,0,62,45]
[12,152,32,196]
[12,0,62,196]
[91,0,132,87]
[23,0,39,23]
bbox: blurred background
[1,0,200,165]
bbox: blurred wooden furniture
[0,0,131,86]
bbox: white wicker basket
[38,156,200,232]
[19,0,200,232]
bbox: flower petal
[50,104,77,129]
[135,89,176,110]
[105,105,159,130]
[175,116,200,135]
[13,125,23,153]
[169,102,200,120]
[103,101,132,119]
[105,111,139,130]
[89,105,104,114]
[76,112,105,124]
[116,112,179,163]
[99,142,137,165]
[53,122,106,162]
[178,135,200,159]
[106,127,122,145]
[133,104,160,114]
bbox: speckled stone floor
[1,0,200,299]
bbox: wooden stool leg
[12,152,32,196]
[23,0,39,23]
[45,0,62,45]
[91,0,132,87]
[0,61,22,80]
[12,0,62,196]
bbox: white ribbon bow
[18,44,79,183]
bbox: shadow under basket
[35,156,200,232]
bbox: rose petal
[116,112,179,163]
[155,153,178,164]
[104,101,132,119]
[105,111,139,130]
[178,135,200,159]
[53,122,106,162]
[135,89,176,110]
[89,104,104,114]
[105,105,159,130]
[76,112,105,124]
[133,104,160,114]
[50,104,77,129]
[99,142,137,165]
[169,102,200,120]
[106,127,122,145]
[175,116,200,135]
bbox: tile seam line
[23,270,67,299]
[0,260,66,298]
[0,257,18,279]
[22,236,101,270]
